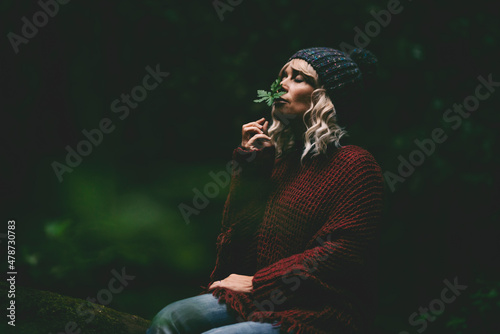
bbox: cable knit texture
[200,143,383,334]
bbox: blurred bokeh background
[1,0,499,333]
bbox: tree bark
[0,281,149,334]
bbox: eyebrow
[280,67,302,78]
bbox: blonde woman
[147,47,383,334]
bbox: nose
[279,77,289,92]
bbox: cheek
[295,88,314,105]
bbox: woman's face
[274,59,316,117]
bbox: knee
[147,301,183,334]
[147,294,218,334]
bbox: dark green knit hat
[288,47,377,102]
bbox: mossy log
[0,281,150,334]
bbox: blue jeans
[146,293,288,334]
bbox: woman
[147,47,383,334]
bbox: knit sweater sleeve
[251,148,383,302]
[208,145,276,282]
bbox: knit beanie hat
[288,47,377,103]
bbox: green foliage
[444,279,500,333]
[253,78,285,106]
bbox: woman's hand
[208,274,254,293]
[241,118,272,150]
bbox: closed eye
[280,68,313,85]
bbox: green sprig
[253,78,285,106]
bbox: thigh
[201,321,285,334]
[147,293,238,334]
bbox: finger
[247,134,271,147]
[243,126,265,136]
[248,133,271,141]
[256,118,266,123]
[263,121,269,135]
[243,122,263,131]
[208,281,220,290]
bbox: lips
[274,97,288,104]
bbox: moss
[0,282,150,334]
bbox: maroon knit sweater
[201,143,383,334]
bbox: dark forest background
[1,0,499,333]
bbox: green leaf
[270,78,281,92]
[253,97,268,103]
[254,77,284,106]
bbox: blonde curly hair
[268,59,347,164]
